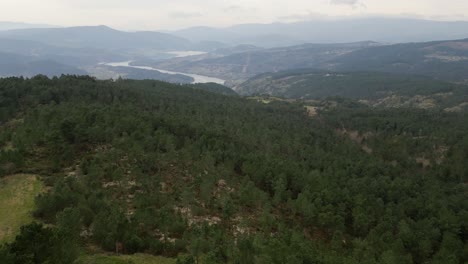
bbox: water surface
[104,61,225,85]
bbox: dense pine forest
[0,76,466,263]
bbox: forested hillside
[137,42,376,85]
[142,38,468,86]
[331,39,468,83]
[85,65,195,84]
[237,70,468,110]
[0,76,466,263]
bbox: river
[104,61,225,85]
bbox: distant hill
[142,38,468,85]
[173,18,468,47]
[0,38,125,78]
[0,26,195,79]
[211,44,263,56]
[189,83,238,96]
[0,52,86,77]
[237,69,468,109]
[86,65,194,83]
[0,21,56,31]
[0,26,192,51]
[0,38,128,67]
[137,41,378,85]
[328,38,468,83]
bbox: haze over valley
[1,18,468,86]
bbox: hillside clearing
[0,174,44,243]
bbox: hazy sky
[1,0,468,30]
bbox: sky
[1,0,468,30]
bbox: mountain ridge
[139,37,468,85]
[0,21,57,31]
[172,18,468,47]
[0,25,192,51]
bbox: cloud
[223,5,243,13]
[1,0,467,30]
[330,0,366,10]
[169,11,203,19]
[278,11,331,22]
[330,0,359,5]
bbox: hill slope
[0,38,127,67]
[0,52,86,77]
[0,76,466,263]
[145,38,468,85]
[237,69,468,109]
[330,38,468,83]
[0,26,191,51]
[136,42,378,85]
[0,21,55,31]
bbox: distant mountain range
[1,19,467,83]
[139,38,468,85]
[137,41,379,86]
[0,52,86,77]
[0,26,194,79]
[329,38,468,83]
[0,25,229,79]
[0,38,128,66]
[173,18,468,47]
[0,21,56,31]
[0,25,191,51]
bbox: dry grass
[305,106,318,117]
[77,253,176,264]
[0,174,44,243]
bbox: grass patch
[77,253,176,264]
[0,174,44,243]
[305,106,318,117]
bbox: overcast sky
[1,0,467,30]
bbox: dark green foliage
[332,39,468,83]
[108,66,194,83]
[141,38,468,84]
[0,75,466,263]
[0,220,81,264]
[52,208,82,263]
[176,254,195,264]
[8,222,55,264]
[238,69,468,106]
[189,83,238,96]
[137,42,375,82]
